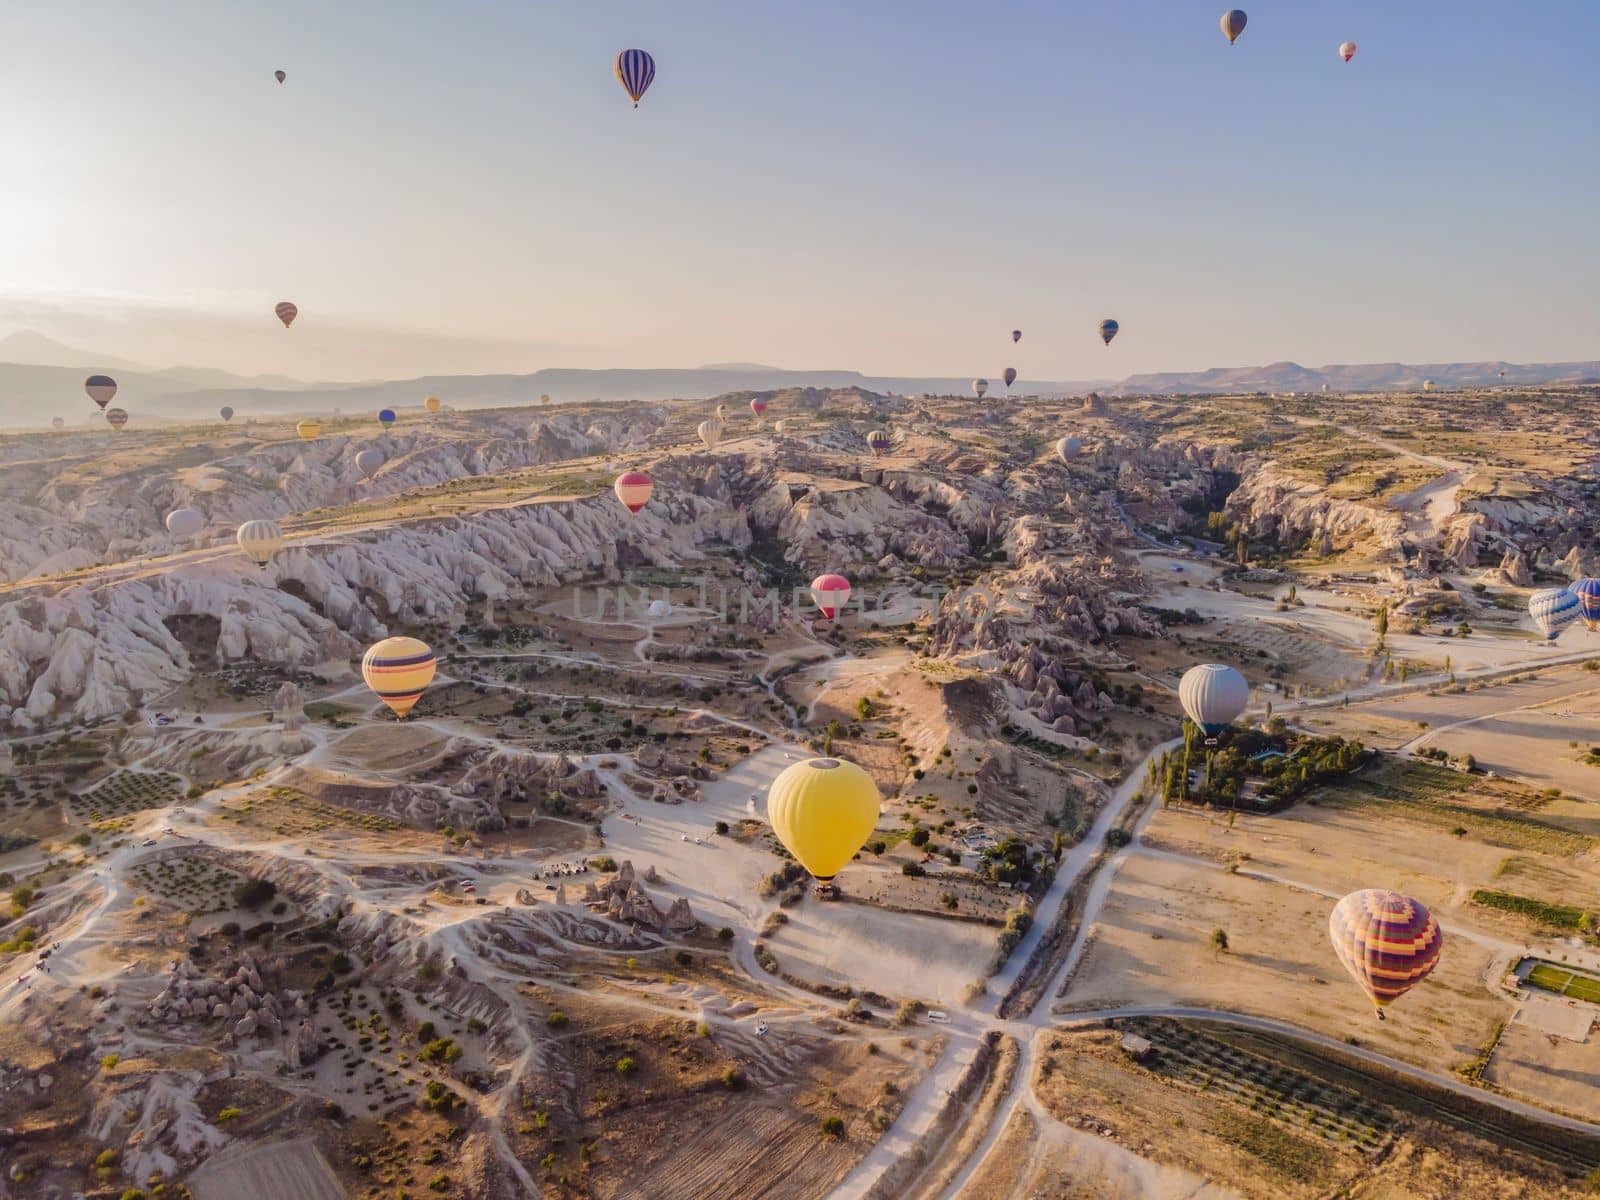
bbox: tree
[234,878,277,910]
[1375,605,1389,645]
[1210,928,1230,956]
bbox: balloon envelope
[274,301,298,328]
[1569,578,1600,631]
[614,470,653,515]
[1221,9,1247,44]
[1003,368,1017,388]
[274,69,286,83]
[1328,890,1443,1014]
[1339,41,1357,61]
[810,573,851,620]
[1012,329,1022,343]
[866,428,891,458]
[85,375,117,409]
[165,508,204,538]
[1099,318,1120,345]
[1529,586,1580,641]
[296,419,320,441]
[356,448,384,479]
[51,417,64,430]
[972,379,989,399]
[424,395,442,414]
[1056,435,1082,463]
[377,408,397,429]
[750,398,768,417]
[614,48,656,106]
[1179,664,1248,736]
[236,519,283,566]
[697,419,722,450]
[362,636,438,719]
[1422,380,1435,391]
[766,757,881,889]
[220,406,235,422]
[105,407,129,430]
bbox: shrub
[616,1056,637,1075]
[908,828,930,847]
[233,878,277,909]
[714,820,729,836]
[717,926,734,942]
[101,1054,120,1070]
[901,863,925,877]
[820,1115,845,1138]
[546,1011,568,1028]
[722,1066,746,1090]
[216,1106,242,1122]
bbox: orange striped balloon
[361,636,437,719]
[1328,890,1443,1018]
[613,470,653,515]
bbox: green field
[1471,888,1592,932]
[1525,962,1600,1004]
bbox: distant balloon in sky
[1221,9,1247,45]
[1529,587,1579,642]
[220,406,235,422]
[362,636,437,720]
[296,419,320,441]
[1099,318,1120,346]
[275,301,298,328]
[1003,367,1017,389]
[274,69,287,83]
[810,573,851,620]
[1422,379,1436,391]
[867,428,891,459]
[236,519,283,567]
[378,408,396,430]
[1056,435,1082,463]
[972,379,989,399]
[750,397,768,423]
[105,407,129,430]
[613,470,653,515]
[766,757,881,895]
[85,375,117,409]
[165,508,204,539]
[424,395,442,414]
[697,419,722,451]
[356,448,384,479]
[1328,890,1443,1019]
[1179,663,1248,744]
[614,48,656,107]
[51,417,64,430]
[1012,329,1022,344]
[1339,41,1357,62]
[1569,579,1600,631]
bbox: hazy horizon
[4,1,1597,381]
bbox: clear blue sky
[2,1,1596,380]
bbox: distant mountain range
[0,330,1595,428]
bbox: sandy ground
[186,1137,343,1200]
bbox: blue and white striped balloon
[614,49,656,107]
[1529,586,1580,642]
[1568,578,1600,631]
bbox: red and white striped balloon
[613,470,654,515]
[274,301,298,328]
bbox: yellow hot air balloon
[424,395,442,414]
[361,636,438,719]
[296,419,320,441]
[767,757,880,894]
[235,519,283,567]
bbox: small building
[1119,1033,1156,1064]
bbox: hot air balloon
[424,396,441,414]
[766,757,881,895]
[972,379,989,399]
[274,301,298,328]
[697,419,722,451]
[614,48,656,107]
[540,393,552,406]
[377,408,396,430]
[85,375,117,409]
[716,403,728,422]
[613,470,653,515]
[1179,663,1248,745]
[296,419,320,441]
[1003,368,1018,389]
[1221,9,1247,44]
[165,508,204,538]
[1099,318,1120,346]
[236,519,283,567]
[356,448,384,480]
[867,428,891,459]
[274,69,286,83]
[1422,380,1436,392]
[105,407,129,430]
[1569,579,1600,631]
[1056,435,1082,463]
[647,599,671,618]
[1012,330,1022,344]
[362,636,437,720]
[774,418,790,435]
[220,406,235,422]
[1328,890,1443,1019]
[1529,586,1580,642]
[51,417,64,430]
[1339,41,1357,62]
[810,573,851,620]
[750,397,769,423]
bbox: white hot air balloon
[236,519,284,568]
[697,419,722,451]
[355,448,384,480]
[165,508,205,540]
[1056,436,1082,463]
[1179,663,1249,746]
[1529,587,1580,643]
